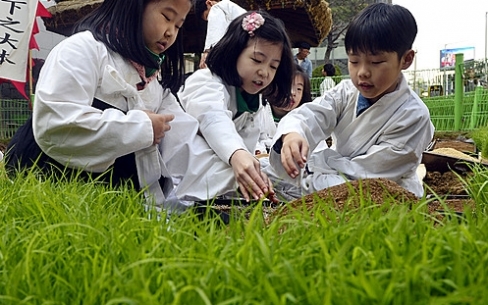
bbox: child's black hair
[194,0,208,20]
[344,3,417,59]
[295,65,312,105]
[263,64,311,107]
[73,0,188,93]
[323,63,335,77]
[206,10,294,108]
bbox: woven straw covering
[43,0,103,36]
[43,0,332,53]
[237,0,332,47]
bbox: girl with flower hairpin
[178,10,294,202]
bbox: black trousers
[5,99,140,189]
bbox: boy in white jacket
[269,3,434,198]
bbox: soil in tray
[205,140,479,223]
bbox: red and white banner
[0,0,51,99]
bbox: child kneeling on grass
[178,10,294,203]
[269,3,435,199]
[5,0,265,214]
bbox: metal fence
[424,87,488,132]
[311,64,487,98]
[310,75,350,99]
[310,75,488,133]
[0,99,31,139]
[1,86,488,140]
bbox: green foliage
[312,65,323,78]
[469,126,488,159]
[320,0,370,62]
[463,164,488,213]
[312,64,342,78]
[328,0,369,21]
[334,64,342,76]
[1,166,488,304]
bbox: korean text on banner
[0,0,38,83]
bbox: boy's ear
[401,49,415,70]
[205,0,215,8]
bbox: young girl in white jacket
[256,65,312,154]
[6,0,243,213]
[178,11,294,202]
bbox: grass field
[1,164,488,304]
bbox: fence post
[454,53,464,131]
[470,86,483,129]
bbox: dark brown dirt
[433,139,476,153]
[286,178,417,214]
[422,139,477,217]
[268,175,474,223]
[267,139,479,222]
[424,171,468,196]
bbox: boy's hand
[143,111,175,145]
[280,132,308,178]
[230,149,270,202]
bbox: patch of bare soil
[267,176,474,223]
[267,139,479,222]
[424,171,468,196]
[422,139,478,218]
[281,178,416,216]
[433,139,476,153]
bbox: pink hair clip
[242,12,265,37]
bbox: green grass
[1,165,488,304]
[469,127,488,159]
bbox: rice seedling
[0,165,487,304]
[469,126,488,159]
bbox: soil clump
[267,139,479,221]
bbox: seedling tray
[193,198,280,224]
[422,151,488,173]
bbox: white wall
[307,47,348,63]
[31,17,66,60]
[293,46,348,71]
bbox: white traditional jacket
[178,68,266,164]
[255,103,277,153]
[204,0,246,51]
[33,31,236,211]
[270,76,435,197]
[319,77,336,96]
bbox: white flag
[0,0,38,82]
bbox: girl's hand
[199,52,208,69]
[230,149,270,202]
[143,111,175,145]
[261,171,279,203]
[280,132,308,178]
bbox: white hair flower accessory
[242,12,265,37]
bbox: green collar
[270,105,287,122]
[145,47,165,78]
[273,114,281,123]
[235,88,259,118]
